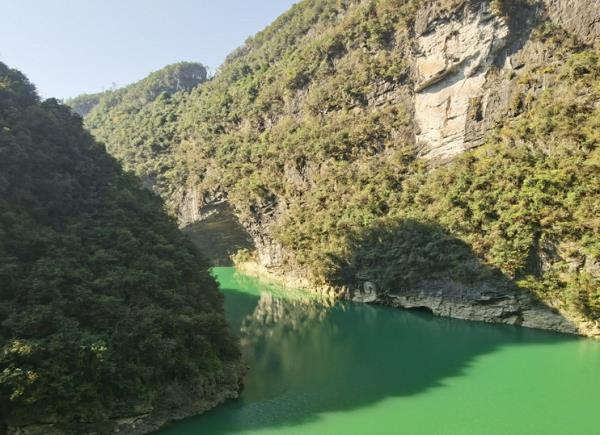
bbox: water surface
[158,267,599,435]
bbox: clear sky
[0,1,297,99]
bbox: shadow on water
[157,268,579,435]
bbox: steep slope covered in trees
[67,62,208,199]
[71,0,599,334]
[67,62,207,117]
[0,63,241,434]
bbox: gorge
[70,0,599,337]
[1,0,599,434]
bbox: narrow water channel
[157,267,600,435]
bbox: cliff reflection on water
[222,269,344,402]
[240,291,333,347]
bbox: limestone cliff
[413,0,600,160]
[414,1,510,159]
[230,0,598,336]
[544,0,600,44]
[183,0,598,336]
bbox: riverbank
[156,267,600,435]
[235,260,339,299]
[4,364,244,435]
[234,260,600,338]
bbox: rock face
[411,0,600,161]
[414,1,510,160]
[544,0,600,45]
[376,281,584,335]
[352,281,379,303]
[184,201,255,266]
[177,185,204,227]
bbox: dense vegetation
[396,49,600,317]
[72,0,599,324]
[67,62,208,201]
[67,62,207,117]
[0,63,239,431]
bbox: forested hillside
[0,62,240,433]
[71,0,599,333]
[67,62,208,199]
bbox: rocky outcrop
[414,1,510,160]
[543,0,600,45]
[184,201,255,265]
[177,185,205,227]
[376,281,580,334]
[348,277,600,336]
[412,0,599,161]
[352,281,379,303]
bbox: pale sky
[0,0,297,99]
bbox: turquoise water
[158,267,600,435]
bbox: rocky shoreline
[176,0,600,339]
[236,261,600,338]
[374,284,600,338]
[4,364,245,435]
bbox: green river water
[158,267,599,435]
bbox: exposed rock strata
[235,257,599,336]
[372,282,580,335]
[412,0,600,161]
[375,284,600,337]
[414,1,510,160]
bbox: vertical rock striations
[413,1,509,160]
